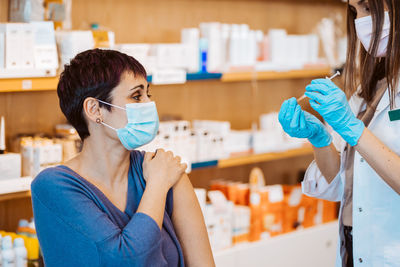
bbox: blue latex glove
[278,97,332,148]
[305,79,365,146]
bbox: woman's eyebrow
[129,84,145,91]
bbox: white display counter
[214,221,338,267]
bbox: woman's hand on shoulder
[142,149,187,192]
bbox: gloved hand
[278,97,332,148]
[305,79,365,146]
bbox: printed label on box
[152,69,187,85]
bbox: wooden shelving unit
[0,76,59,92]
[190,145,313,170]
[218,146,314,168]
[0,146,314,202]
[0,0,346,232]
[0,191,31,202]
[221,67,332,82]
[0,68,331,93]
[0,177,33,201]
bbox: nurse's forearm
[313,143,341,184]
[356,128,400,194]
[136,185,168,230]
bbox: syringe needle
[297,71,341,102]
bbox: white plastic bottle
[1,236,15,267]
[14,238,27,267]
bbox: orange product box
[282,185,304,233]
[233,233,249,244]
[226,182,240,204]
[259,188,284,236]
[249,191,263,242]
[322,200,338,223]
[210,180,229,198]
[282,206,300,233]
[236,184,250,206]
[302,195,318,228]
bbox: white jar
[1,236,15,267]
[13,238,27,267]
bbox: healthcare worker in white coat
[279,0,400,266]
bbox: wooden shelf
[218,146,314,168]
[0,177,33,201]
[0,191,31,202]
[0,76,59,92]
[0,68,332,92]
[191,146,314,170]
[221,68,332,82]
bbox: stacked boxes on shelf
[140,117,307,170]
[113,22,325,78]
[0,21,58,77]
[16,124,81,178]
[196,173,337,252]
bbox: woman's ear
[83,97,103,123]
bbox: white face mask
[355,11,390,57]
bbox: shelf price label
[22,79,33,90]
[152,69,187,85]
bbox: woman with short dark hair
[31,49,215,267]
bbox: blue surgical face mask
[97,99,159,150]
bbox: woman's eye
[132,95,141,100]
[147,94,152,98]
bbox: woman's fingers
[299,110,307,130]
[144,151,154,162]
[278,99,290,123]
[284,98,298,121]
[306,83,330,96]
[305,91,327,105]
[309,99,322,113]
[290,104,302,128]
[180,163,188,172]
[310,78,336,88]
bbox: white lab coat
[302,87,400,267]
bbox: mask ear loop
[95,99,124,131]
[95,117,117,131]
[97,99,126,111]
[101,121,118,131]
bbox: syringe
[297,71,341,102]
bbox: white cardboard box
[20,23,35,68]
[0,23,22,69]
[154,44,187,69]
[32,21,58,69]
[0,153,21,180]
[0,32,4,68]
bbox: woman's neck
[68,134,131,187]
